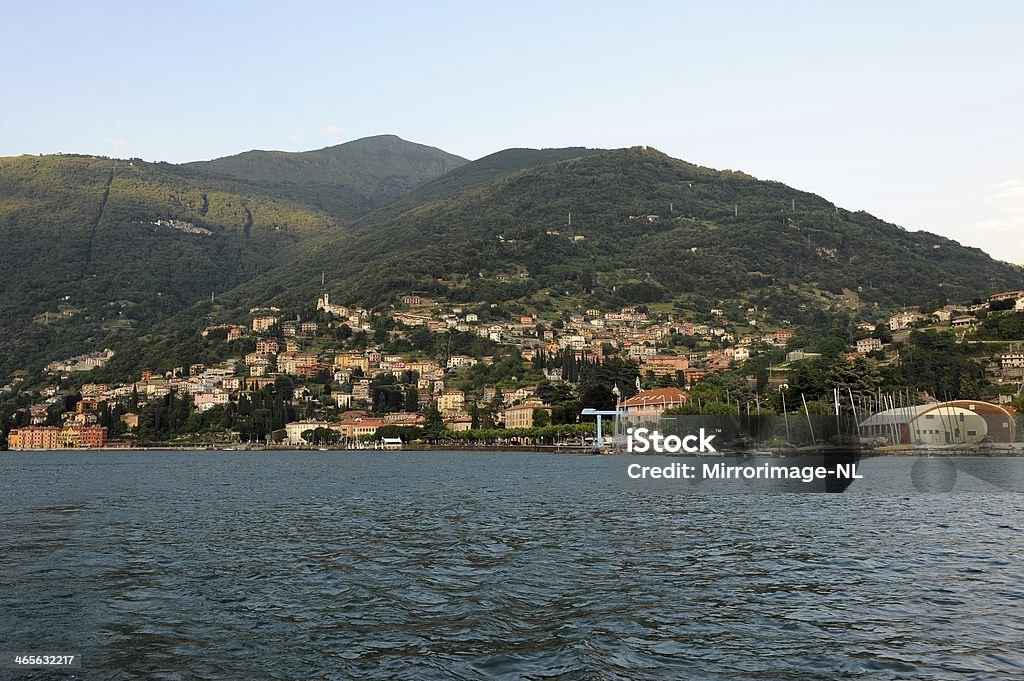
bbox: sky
[3,1,1023,263]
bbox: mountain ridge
[185,134,468,219]
[1,139,1022,380]
[213,145,1024,321]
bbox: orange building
[7,425,108,449]
[7,426,61,449]
[334,351,370,372]
[296,363,332,379]
[683,368,709,384]
[331,416,387,439]
[641,355,690,377]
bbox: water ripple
[1,451,1022,679]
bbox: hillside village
[7,138,1024,450]
[6,283,1024,449]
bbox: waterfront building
[284,420,331,445]
[8,425,108,449]
[501,399,551,429]
[621,387,689,425]
[331,415,387,439]
[858,400,1015,445]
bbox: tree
[302,427,339,445]
[977,311,1024,340]
[274,376,295,401]
[423,402,445,437]
[579,382,614,410]
[404,385,419,412]
[788,361,826,401]
[370,373,404,413]
[826,356,883,407]
[536,380,576,406]
[580,270,594,294]
[477,401,497,430]
[899,330,986,399]
[749,366,766,394]
[689,372,752,407]
[577,357,640,402]
[490,387,504,415]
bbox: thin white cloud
[972,179,1024,265]
[320,124,345,139]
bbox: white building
[316,293,349,317]
[194,391,230,412]
[1001,353,1024,370]
[447,355,478,369]
[285,420,331,445]
[889,312,924,331]
[856,338,883,354]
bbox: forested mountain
[0,154,339,376]
[325,146,608,230]
[219,146,1024,321]
[385,146,607,210]
[185,135,467,220]
[3,141,1023,380]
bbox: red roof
[622,387,689,409]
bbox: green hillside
[325,146,607,231]
[220,146,1024,321]
[389,146,606,208]
[186,135,468,220]
[4,142,1024,381]
[0,154,339,376]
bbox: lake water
[1,451,1022,680]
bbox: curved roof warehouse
[858,400,1016,445]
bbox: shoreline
[4,445,1024,457]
